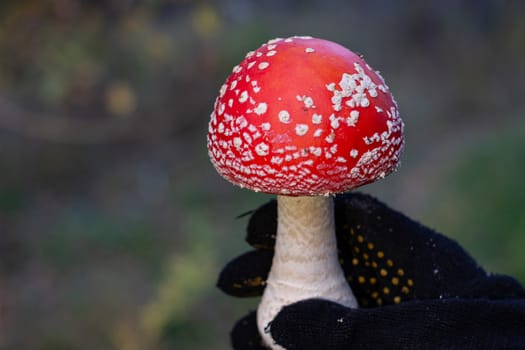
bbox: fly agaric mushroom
[208,36,404,349]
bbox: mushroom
[207,36,404,349]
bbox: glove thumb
[270,299,353,350]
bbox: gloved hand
[217,193,525,349]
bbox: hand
[218,193,525,349]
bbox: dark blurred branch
[0,96,183,144]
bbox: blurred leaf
[141,241,214,340]
[192,4,221,39]
[112,319,143,350]
[105,81,137,118]
[146,33,173,62]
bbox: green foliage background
[0,1,524,349]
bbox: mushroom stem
[257,195,358,348]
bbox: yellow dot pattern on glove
[245,276,265,288]
[342,223,415,307]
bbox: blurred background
[0,0,524,349]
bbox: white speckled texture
[207,36,404,196]
[257,196,358,349]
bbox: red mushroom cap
[207,36,404,196]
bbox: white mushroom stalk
[207,36,404,349]
[258,195,357,347]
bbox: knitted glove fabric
[271,298,525,350]
[217,193,525,349]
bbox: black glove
[218,193,525,349]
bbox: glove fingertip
[231,311,268,350]
[271,299,353,350]
[246,200,277,249]
[217,250,272,297]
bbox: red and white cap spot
[207,36,404,196]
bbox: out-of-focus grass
[40,214,162,271]
[427,120,525,283]
[0,187,26,215]
[1,1,524,349]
